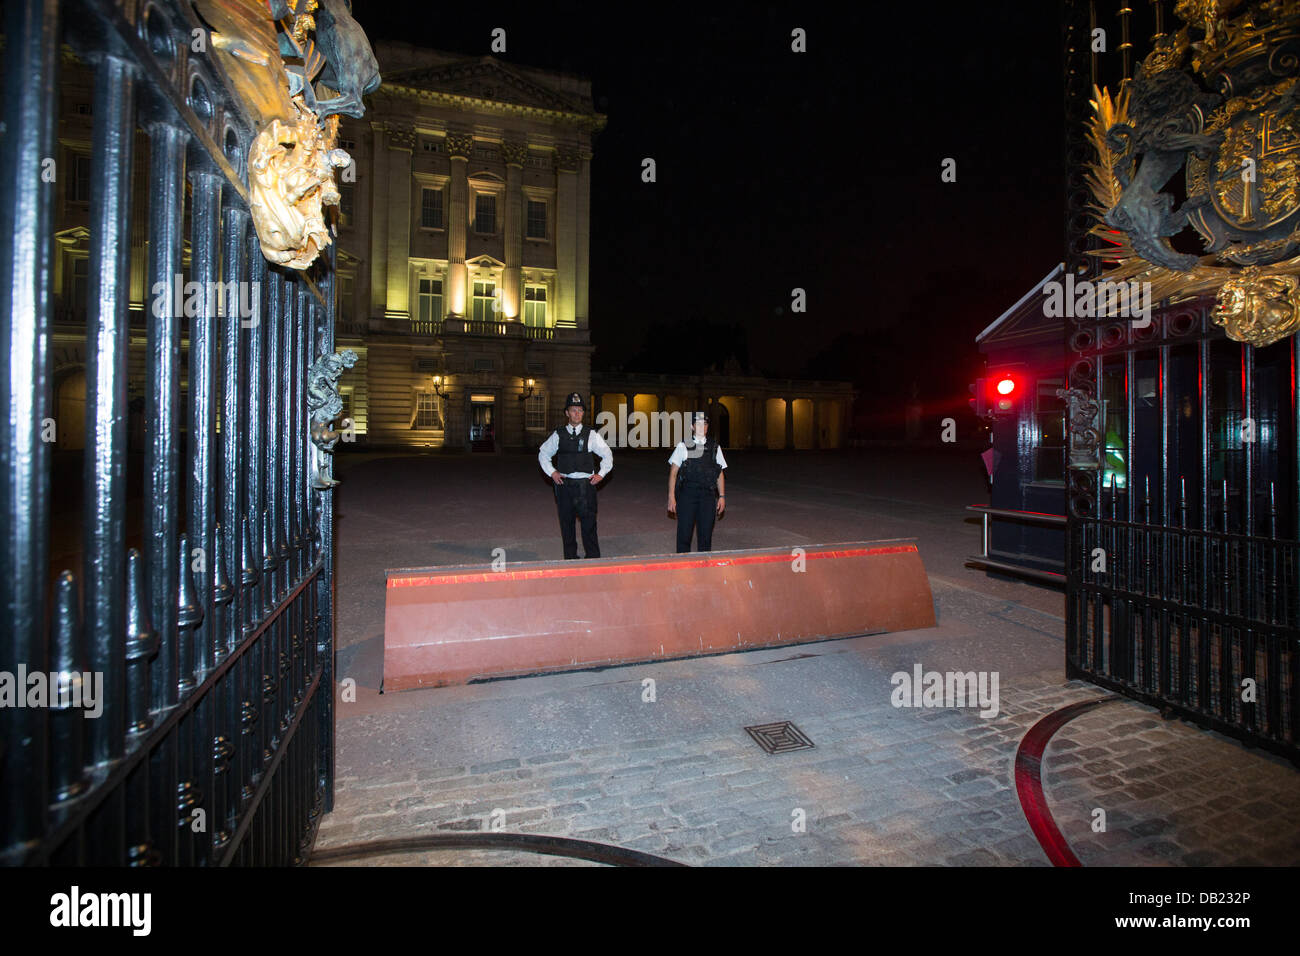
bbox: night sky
[353,1,1065,411]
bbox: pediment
[385,57,583,114]
[467,255,505,270]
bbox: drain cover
[744,721,814,754]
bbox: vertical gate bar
[266,268,282,608]
[1158,343,1171,696]
[50,571,88,808]
[1198,338,1211,710]
[216,206,249,861]
[1122,349,1136,681]
[83,57,137,820]
[1179,480,1191,704]
[0,0,60,854]
[280,282,295,739]
[187,168,223,866]
[1241,344,1256,731]
[145,122,186,717]
[1294,335,1299,540]
[187,168,221,680]
[280,279,295,595]
[247,242,267,629]
[222,205,249,657]
[320,248,337,812]
[294,288,309,703]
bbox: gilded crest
[1086,0,1300,346]
[193,0,380,269]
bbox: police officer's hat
[564,392,586,410]
[689,409,709,424]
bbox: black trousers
[676,484,717,552]
[555,477,600,559]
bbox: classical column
[501,141,527,320]
[383,123,415,318]
[785,396,795,450]
[575,152,592,329]
[555,146,580,327]
[446,131,474,317]
[368,122,389,316]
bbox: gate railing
[1068,481,1300,762]
[1,0,336,864]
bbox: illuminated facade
[333,43,605,450]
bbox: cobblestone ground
[1045,706,1300,866]
[313,450,1300,866]
[312,628,1300,866]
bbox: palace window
[422,138,440,153]
[68,153,91,204]
[474,193,496,234]
[70,256,89,315]
[339,183,355,222]
[1034,379,1066,483]
[471,280,496,322]
[526,392,546,429]
[338,274,354,322]
[413,390,442,429]
[523,285,547,327]
[417,277,442,323]
[526,200,547,239]
[421,187,444,229]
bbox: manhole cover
[744,721,814,754]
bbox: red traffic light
[989,374,1017,415]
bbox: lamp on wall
[519,378,535,401]
[432,375,446,397]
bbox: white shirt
[668,440,727,469]
[538,425,614,479]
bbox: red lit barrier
[383,541,936,691]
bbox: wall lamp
[519,378,536,401]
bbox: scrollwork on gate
[1057,387,1103,472]
[307,346,358,488]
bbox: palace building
[331,42,605,452]
[46,41,854,455]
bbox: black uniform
[552,424,600,559]
[676,437,721,553]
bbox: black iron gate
[1062,1,1300,763]
[1,0,337,863]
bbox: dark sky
[353,1,1064,397]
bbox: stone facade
[334,44,605,451]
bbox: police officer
[667,410,726,552]
[538,392,613,559]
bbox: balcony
[354,316,574,342]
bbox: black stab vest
[554,425,596,474]
[677,438,720,492]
